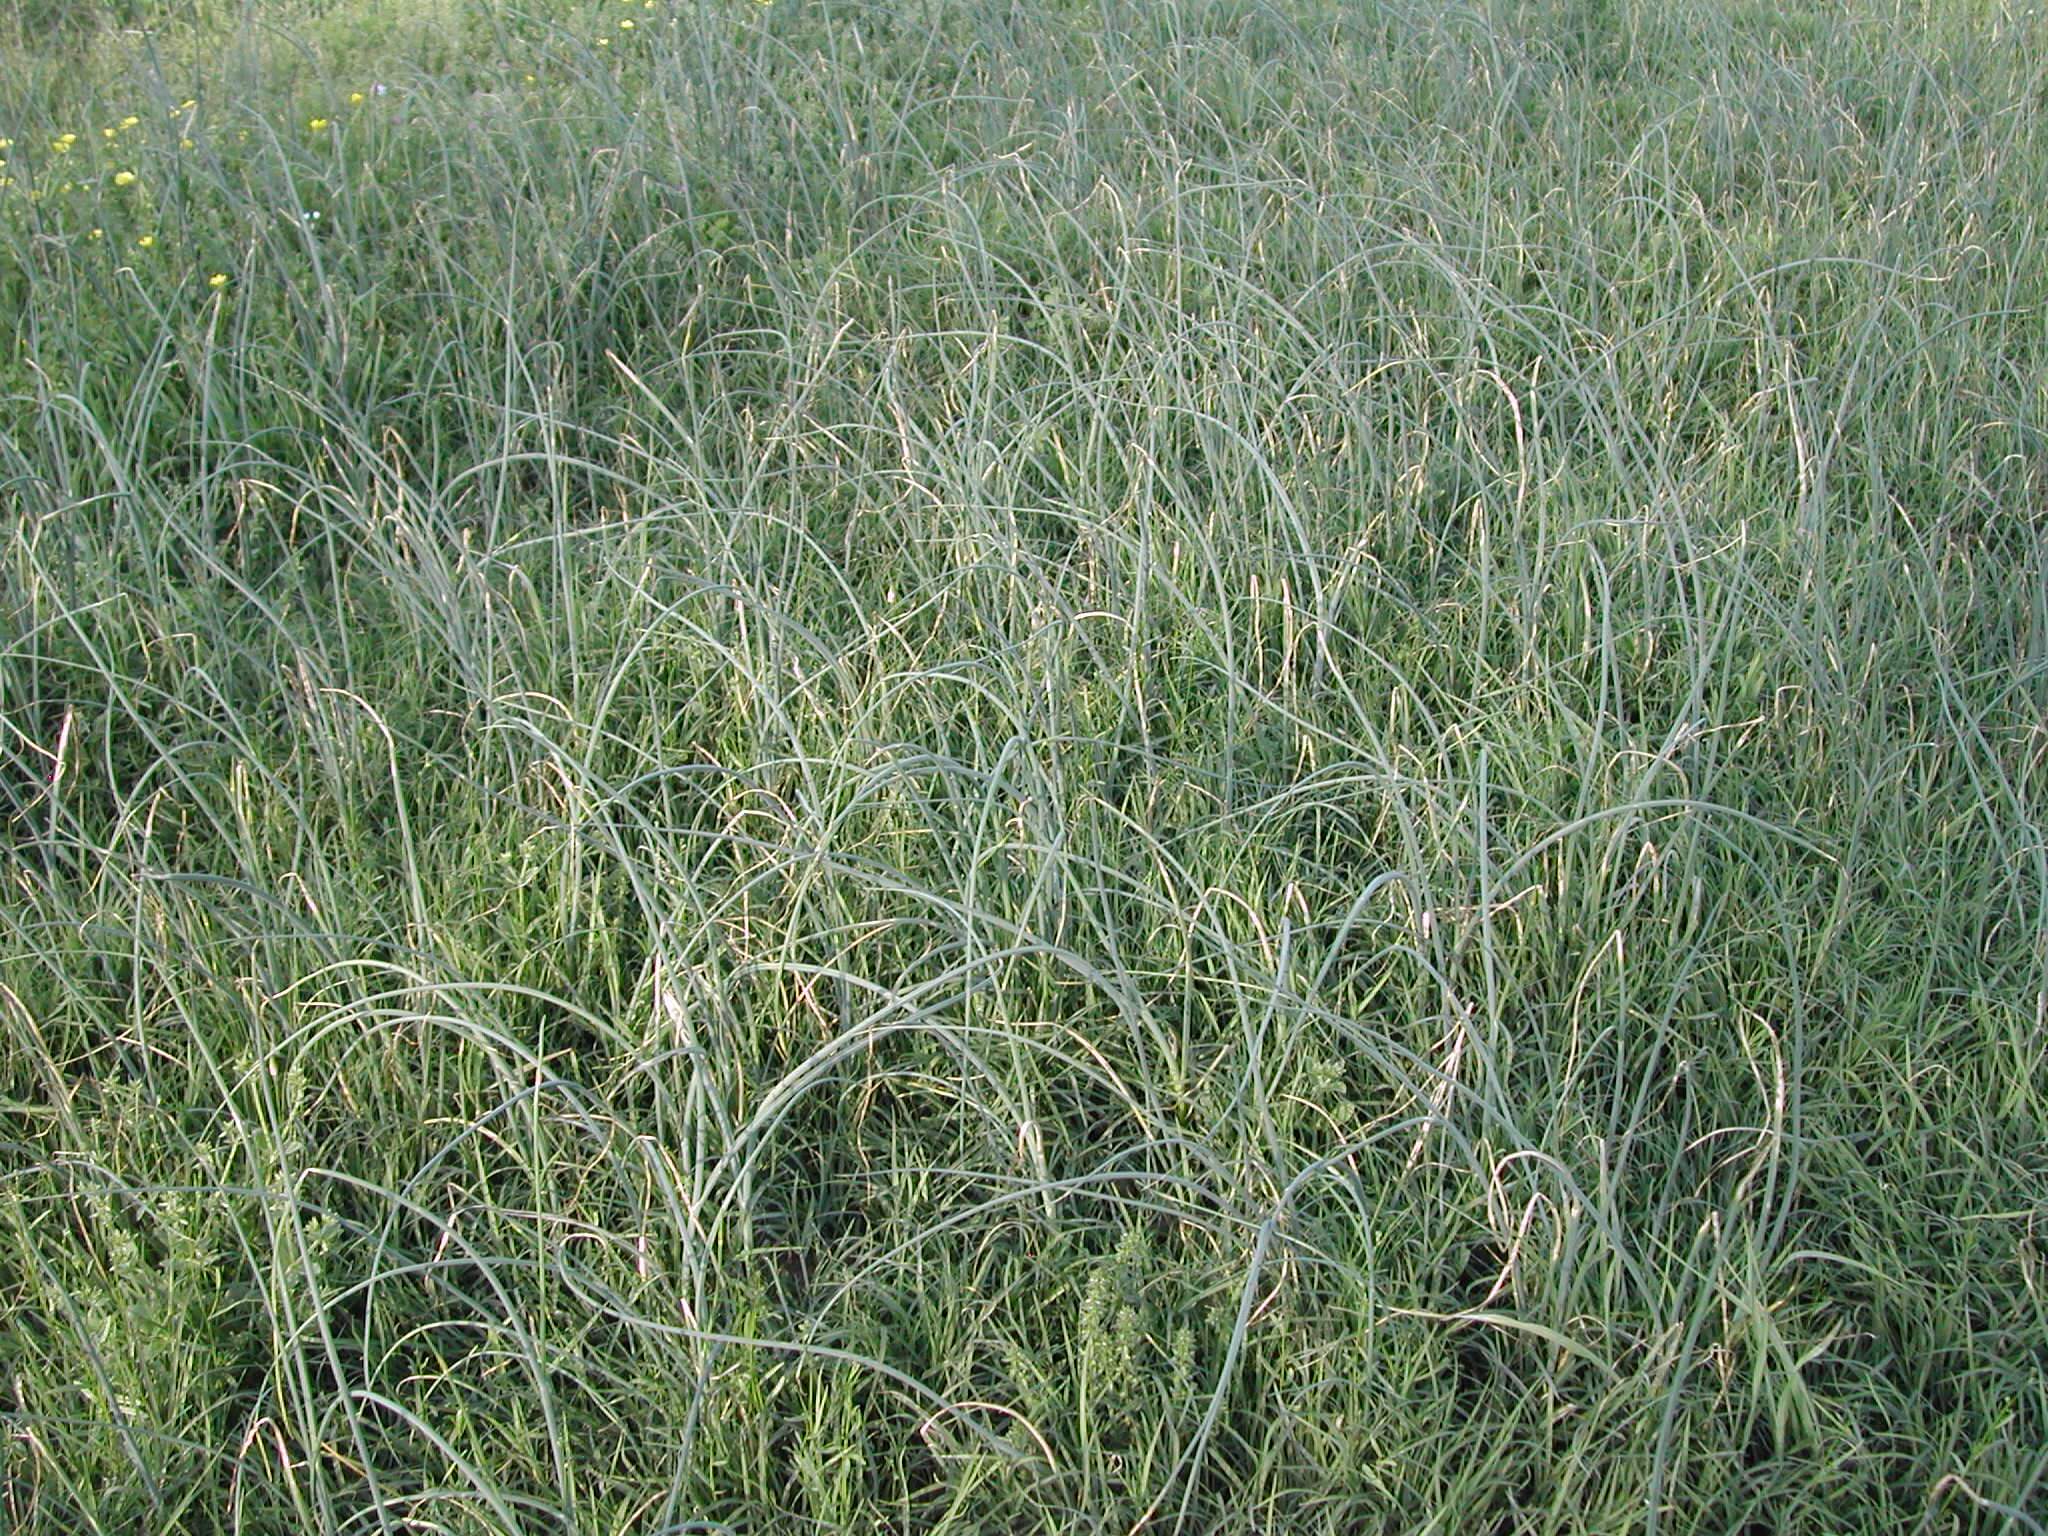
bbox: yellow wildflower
[120,116,140,130]
[52,138,72,153]
[620,17,634,27]
[88,227,103,239]
[114,170,137,187]
[349,92,366,106]
[137,234,156,249]
[208,272,228,288]
[180,137,195,150]
[103,127,118,140]
[309,117,330,131]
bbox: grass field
[2,0,2045,1530]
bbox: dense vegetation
[2,0,2044,1530]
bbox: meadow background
[2,0,2044,1530]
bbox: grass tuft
[2,0,2044,1531]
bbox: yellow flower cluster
[598,0,658,45]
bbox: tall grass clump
[2,0,2044,1530]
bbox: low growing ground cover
[1,0,2044,1530]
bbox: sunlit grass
[2,0,2044,1531]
